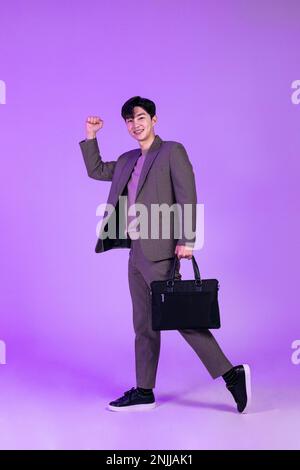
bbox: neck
[139,133,156,153]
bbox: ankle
[137,387,153,395]
[222,366,238,385]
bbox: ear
[152,115,158,124]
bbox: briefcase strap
[169,255,202,283]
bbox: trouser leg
[128,254,160,389]
[177,328,233,378]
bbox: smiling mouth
[134,129,144,135]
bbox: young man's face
[125,106,157,141]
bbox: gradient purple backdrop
[0,0,299,450]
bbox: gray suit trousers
[128,238,233,389]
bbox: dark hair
[121,96,156,120]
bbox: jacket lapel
[117,134,163,202]
[135,134,163,200]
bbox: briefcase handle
[169,255,202,285]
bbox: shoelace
[123,387,136,397]
[113,388,136,405]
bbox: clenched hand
[86,116,104,139]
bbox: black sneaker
[107,387,156,412]
[225,364,252,413]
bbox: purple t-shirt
[126,150,147,239]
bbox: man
[79,96,251,413]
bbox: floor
[0,356,299,450]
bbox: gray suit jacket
[79,134,197,261]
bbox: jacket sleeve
[169,143,197,248]
[79,137,116,181]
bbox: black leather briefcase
[150,256,221,331]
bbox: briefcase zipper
[161,293,165,303]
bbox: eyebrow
[127,113,146,120]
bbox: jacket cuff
[176,239,195,249]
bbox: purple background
[0,0,299,449]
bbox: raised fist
[86,116,104,139]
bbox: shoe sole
[107,402,157,412]
[241,363,251,414]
